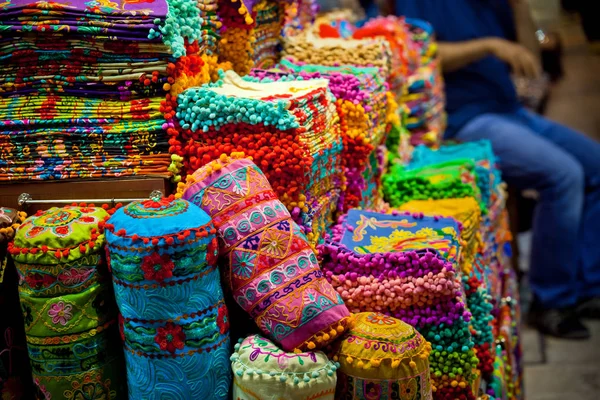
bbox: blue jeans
[455,107,600,308]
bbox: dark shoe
[577,297,600,319]
[528,303,590,340]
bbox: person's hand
[486,37,541,78]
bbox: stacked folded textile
[403,60,446,147]
[409,141,502,211]
[9,205,126,398]
[353,16,412,96]
[397,140,520,399]
[498,269,523,399]
[250,60,391,212]
[281,34,399,212]
[0,0,222,182]
[252,0,284,68]
[399,18,445,147]
[319,209,479,400]
[398,199,496,391]
[177,155,351,352]
[383,160,482,212]
[173,70,343,243]
[199,0,222,55]
[282,32,393,81]
[405,18,437,67]
[0,208,32,399]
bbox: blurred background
[517,2,600,399]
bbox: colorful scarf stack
[383,160,482,213]
[319,209,479,400]
[352,16,413,96]
[218,0,257,76]
[104,197,231,399]
[398,140,521,399]
[0,0,227,182]
[198,0,222,55]
[174,70,344,244]
[409,141,502,211]
[231,334,338,399]
[9,205,126,399]
[246,64,386,221]
[399,18,446,147]
[252,0,285,69]
[177,155,351,352]
[274,60,393,211]
[282,32,393,80]
[332,312,433,400]
[280,34,399,213]
[0,208,32,400]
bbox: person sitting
[390,0,600,339]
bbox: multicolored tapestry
[339,209,460,263]
[9,205,126,399]
[104,197,231,399]
[177,154,350,352]
[0,0,221,182]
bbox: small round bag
[332,312,433,400]
[231,334,338,400]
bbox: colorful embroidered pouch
[332,312,433,400]
[231,334,338,400]
[105,197,231,399]
[177,155,351,352]
[10,206,126,399]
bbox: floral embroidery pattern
[206,238,218,266]
[366,312,396,326]
[231,251,256,279]
[22,207,98,240]
[154,323,185,353]
[259,228,289,258]
[399,378,418,400]
[48,301,73,326]
[24,273,55,290]
[140,253,174,282]
[216,305,229,335]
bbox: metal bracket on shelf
[17,190,164,208]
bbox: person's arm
[438,39,494,73]
[438,38,541,78]
[509,0,541,61]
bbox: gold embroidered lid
[333,312,432,381]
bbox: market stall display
[0,3,525,400]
